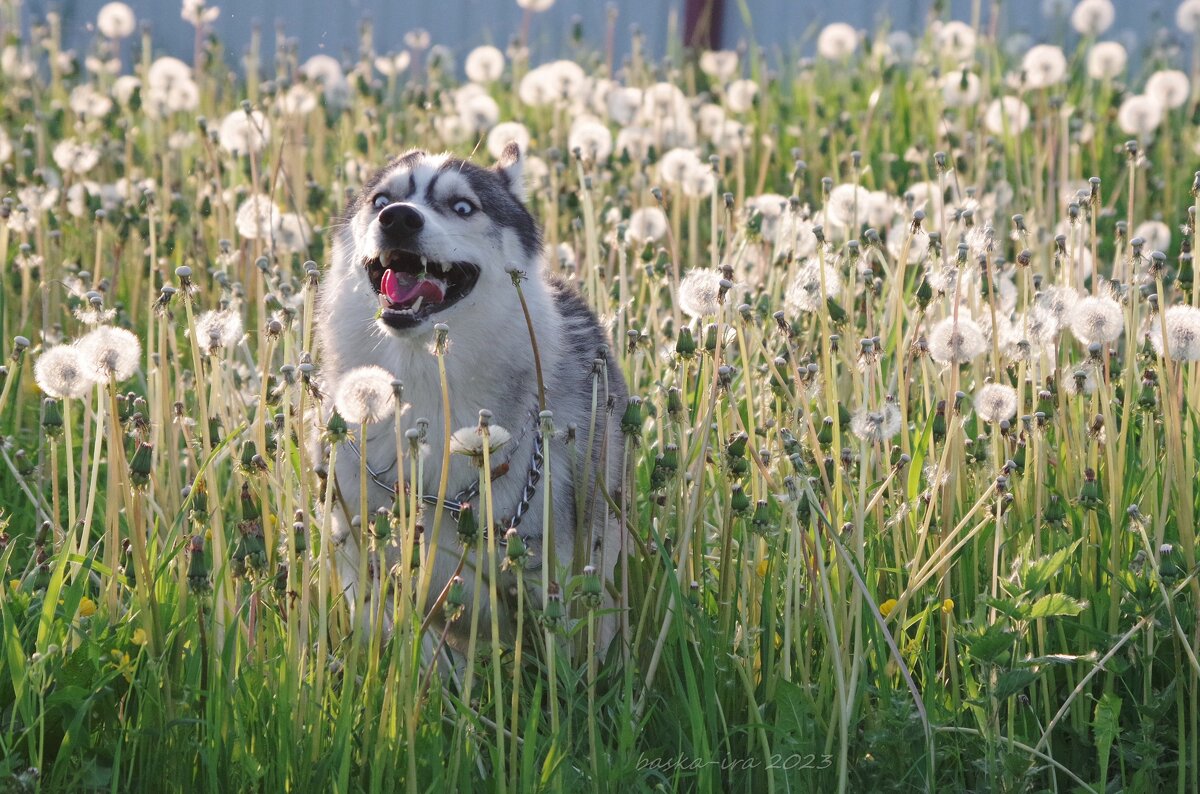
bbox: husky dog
[317,143,627,656]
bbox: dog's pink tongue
[381,269,445,306]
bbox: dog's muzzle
[364,249,481,330]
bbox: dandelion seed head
[69,85,113,119]
[52,139,100,175]
[34,344,96,399]
[486,121,531,160]
[334,365,396,426]
[76,326,141,382]
[1146,69,1190,110]
[824,183,872,230]
[236,195,281,240]
[816,23,858,60]
[373,51,411,77]
[1179,0,1200,33]
[1148,304,1200,361]
[278,84,317,115]
[1117,94,1164,136]
[1086,41,1126,80]
[626,206,668,245]
[1022,44,1068,89]
[984,96,1032,134]
[194,309,244,355]
[1068,295,1124,345]
[725,78,759,113]
[699,50,739,81]
[678,268,726,318]
[217,108,271,155]
[465,45,504,83]
[568,115,613,161]
[97,2,136,38]
[784,259,842,314]
[450,423,513,457]
[658,147,701,187]
[1063,365,1097,396]
[850,401,902,443]
[974,383,1018,424]
[932,20,976,60]
[927,315,987,364]
[940,69,981,107]
[1070,0,1114,36]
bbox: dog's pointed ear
[495,141,525,201]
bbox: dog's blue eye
[373,194,391,211]
[451,199,475,217]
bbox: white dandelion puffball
[517,0,555,10]
[1133,220,1171,254]
[112,75,141,107]
[784,259,843,314]
[1068,295,1124,345]
[1086,41,1127,80]
[1179,0,1200,32]
[678,268,727,318]
[1063,365,1097,397]
[568,116,613,161]
[1070,0,1115,36]
[373,51,411,77]
[605,86,642,126]
[35,345,97,399]
[69,85,113,119]
[933,20,977,61]
[181,0,220,26]
[817,23,858,60]
[486,121,530,159]
[658,147,701,187]
[147,56,191,91]
[97,2,136,38]
[450,423,513,457]
[699,50,739,82]
[825,183,872,230]
[850,403,902,443]
[927,315,987,365]
[218,109,271,155]
[194,309,244,355]
[276,213,312,254]
[984,96,1032,135]
[278,84,317,115]
[76,326,141,382]
[334,365,397,426]
[941,70,981,107]
[626,207,668,245]
[725,79,758,113]
[53,140,100,175]
[1146,70,1190,110]
[236,195,281,240]
[1021,44,1067,89]
[1148,305,1200,361]
[465,45,504,83]
[1117,94,1164,136]
[974,383,1018,424]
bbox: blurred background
[17,0,1183,67]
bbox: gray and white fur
[316,143,627,656]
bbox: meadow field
[4,0,1200,790]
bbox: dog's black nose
[378,203,425,236]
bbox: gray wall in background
[21,0,1181,69]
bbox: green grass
[3,2,1200,792]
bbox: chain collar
[340,408,545,546]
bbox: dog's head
[335,143,540,334]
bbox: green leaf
[961,624,1016,665]
[1020,539,1082,594]
[1094,693,1122,772]
[1026,592,1087,619]
[993,669,1039,701]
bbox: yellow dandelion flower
[132,628,147,645]
[941,598,955,615]
[879,598,898,618]
[78,597,97,617]
[8,579,19,592]
[756,559,769,578]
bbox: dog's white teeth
[420,256,428,269]
[411,296,424,312]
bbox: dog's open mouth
[364,250,480,329]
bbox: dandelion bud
[433,322,449,354]
[11,335,30,363]
[187,535,210,593]
[542,582,565,626]
[129,441,153,487]
[1079,467,1102,509]
[620,396,643,437]
[666,387,684,420]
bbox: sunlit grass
[3,0,1200,791]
